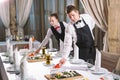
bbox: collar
[71,17,82,24]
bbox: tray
[27,56,52,63]
[27,58,46,62]
[45,71,83,80]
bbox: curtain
[0,0,11,38]
[80,0,109,51]
[16,0,33,36]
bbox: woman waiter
[34,13,68,54]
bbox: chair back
[101,51,120,72]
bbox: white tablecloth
[0,51,117,80]
[0,41,40,52]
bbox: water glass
[87,59,94,69]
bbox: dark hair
[50,13,59,20]
[66,5,78,14]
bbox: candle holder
[46,54,51,65]
[41,47,46,58]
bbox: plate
[47,48,58,52]
[55,53,62,57]
[91,68,108,75]
[69,59,85,64]
[2,58,9,63]
[43,63,55,67]
[1,52,9,57]
[7,67,15,73]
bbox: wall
[108,0,120,53]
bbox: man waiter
[54,5,96,68]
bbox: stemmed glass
[15,71,20,80]
[87,59,94,70]
[112,69,120,75]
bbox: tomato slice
[100,77,104,80]
[54,63,60,68]
[28,53,35,57]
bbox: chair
[114,58,120,75]
[101,51,120,72]
[0,57,8,80]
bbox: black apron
[50,22,65,47]
[74,18,96,62]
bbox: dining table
[0,40,40,52]
[0,49,119,80]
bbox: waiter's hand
[27,48,40,57]
[28,52,35,57]
[34,48,41,54]
[53,58,66,68]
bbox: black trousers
[79,46,96,62]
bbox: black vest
[50,22,65,44]
[74,18,94,48]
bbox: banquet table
[0,51,119,80]
[0,40,40,52]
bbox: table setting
[0,41,120,80]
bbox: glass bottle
[46,54,51,65]
[42,47,46,58]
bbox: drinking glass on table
[87,59,94,69]
[112,69,120,75]
[46,54,51,65]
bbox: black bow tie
[75,20,81,24]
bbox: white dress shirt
[62,14,95,58]
[39,21,68,51]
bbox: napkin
[73,43,79,60]
[6,39,10,56]
[20,55,29,80]
[9,44,14,63]
[14,47,20,72]
[49,38,53,50]
[95,48,101,72]
[70,43,80,63]
[59,39,64,53]
[29,37,33,50]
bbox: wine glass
[87,59,94,69]
[112,69,120,75]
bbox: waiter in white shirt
[34,13,68,53]
[54,5,96,68]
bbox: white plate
[43,63,54,67]
[2,58,9,63]
[47,48,58,52]
[69,59,85,64]
[91,68,108,75]
[7,67,15,72]
[55,53,62,57]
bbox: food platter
[45,70,83,80]
[27,56,46,62]
[27,55,52,63]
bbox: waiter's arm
[54,24,74,68]
[35,28,53,54]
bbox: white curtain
[16,0,33,35]
[0,0,11,38]
[80,0,109,51]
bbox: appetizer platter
[27,53,52,63]
[45,70,83,80]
